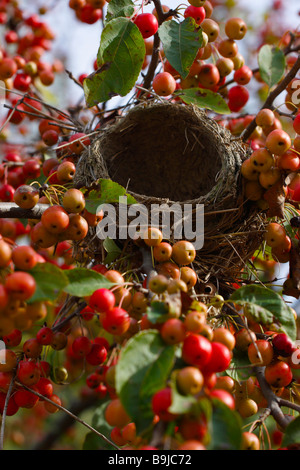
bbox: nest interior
[74,101,266,287]
[100,105,224,201]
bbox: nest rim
[73,100,267,285]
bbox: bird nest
[73,100,267,291]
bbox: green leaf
[175,87,231,114]
[18,218,28,229]
[105,0,135,24]
[258,45,286,89]
[84,179,137,214]
[281,415,300,447]
[168,372,197,415]
[63,268,115,297]
[28,262,69,304]
[84,18,145,106]
[158,18,203,80]
[103,237,122,265]
[243,302,274,326]
[115,330,176,434]
[25,169,47,186]
[230,285,297,340]
[208,399,243,450]
[146,295,181,324]
[227,350,253,382]
[84,399,116,450]
[82,432,104,450]
[146,301,169,324]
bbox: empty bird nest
[73,100,267,294]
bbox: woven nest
[74,100,267,290]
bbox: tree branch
[241,54,300,142]
[142,32,161,92]
[0,202,50,219]
[30,394,99,450]
[0,367,17,451]
[15,382,120,450]
[254,366,292,430]
[140,247,157,298]
[141,0,179,92]
[278,397,300,414]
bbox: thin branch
[279,397,300,414]
[15,382,120,451]
[254,366,292,430]
[30,394,99,450]
[140,247,157,297]
[0,367,17,451]
[0,202,50,219]
[0,85,81,127]
[241,54,300,142]
[142,32,161,92]
[52,301,87,333]
[141,0,179,92]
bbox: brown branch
[241,54,300,142]
[3,104,79,132]
[141,0,179,92]
[15,382,120,450]
[52,300,87,333]
[30,394,99,450]
[140,247,157,298]
[278,397,300,414]
[0,367,17,450]
[254,366,292,430]
[142,32,161,92]
[65,69,84,89]
[0,202,50,219]
[1,85,81,127]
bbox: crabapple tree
[0,0,299,452]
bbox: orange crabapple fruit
[247,339,274,366]
[244,181,263,201]
[152,72,177,97]
[249,148,274,172]
[241,158,259,181]
[172,240,196,266]
[142,226,163,247]
[256,109,275,128]
[258,167,281,189]
[241,432,260,450]
[265,222,286,248]
[265,129,291,156]
[176,366,204,396]
[225,17,247,40]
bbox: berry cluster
[153,3,250,110]
[0,2,60,116]
[69,0,105,25]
